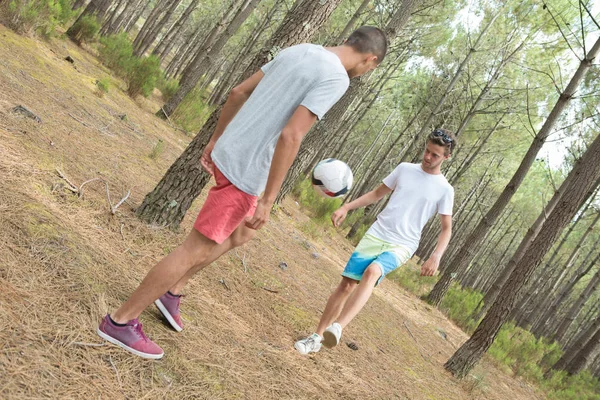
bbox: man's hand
[331,206,348,227]
[200,141,216,175]
[421,254,441,276]
[245,198,272,230]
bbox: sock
[109,315,128,327]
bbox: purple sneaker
[155,292,183,332]
[97,315,164,359]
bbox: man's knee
[230,226,256,248]
[363,264,382,282]
[339,277,358,294]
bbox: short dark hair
[427,128,456,155]
[345,26,387,63]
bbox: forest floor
[0,24,546,399]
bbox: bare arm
[245,106,318,230]
[201,70,264,175]
[331,184,392,227]
[421,214,452,276]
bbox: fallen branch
[262,287,279,294]
[111,190,131,214]
[67,112,89,127]
[55,168,79,193]
[403,321,430,361]
[219,279,230,290]
[55,168,131,214]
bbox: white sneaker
[323,322,342,348]
[294,333,322,355]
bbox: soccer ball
[311,158,353,198]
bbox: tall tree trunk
[159,0,248,115]
[551,317,600,375]
[134,0,183,57]
[103,0,144,35]
[72,0,89,10]
[152,0,200,61]
[427,37,600,307]
[124,0,150,32]
[67,0,114,39]
[159,0,261,117]
[334,0,371,44]
[552,266,600,343]
[532,216,600,337]
[136,0,346,228]
[99,0,126,35]
[444,121,600,378]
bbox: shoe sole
[96,328,164,359]
[154,299,183,332]
[322,330,339,348]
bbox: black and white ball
[311,158,353,198]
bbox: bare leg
[169,224,256,294]
[336,264,382,328]
[111,229,218,323]
[315,277,358,336]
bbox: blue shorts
[342,234,411,286]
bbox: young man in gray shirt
[98,26,388,359]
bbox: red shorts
[194,167,258,244]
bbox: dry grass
[0,24,546,399]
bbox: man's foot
[155,291,184,332]
[322,322,342,348]
[294,333,322,355]
[97,315,164,359]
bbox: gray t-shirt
[211,43,349,196]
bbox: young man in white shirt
[295,129,455,354]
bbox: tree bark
[551,316,600,375]
[552,266,600,343]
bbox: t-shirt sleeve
[300,74,349,120]
[261,59,276,74]
[260,46,292,74]
[438,186,454,215]
[382,164,404,190]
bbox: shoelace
[132,322,150,342]
[305,335,319,349]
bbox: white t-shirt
[212,44,349,196]
[366,162,454,254]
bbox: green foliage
[98,33,135,77]
[488,322,577,390]
[94,77,110,97]
[387,262,437,298]
[3,0,74,36]
[171,86,214,134]
[439,284,483,333]
[98,34,161,98]
[157,75,179,102]
[544,370,600,400]
[67,14,99,44]
[292,178,343,224]
[127,55,161,98]
[148,139,164,160]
